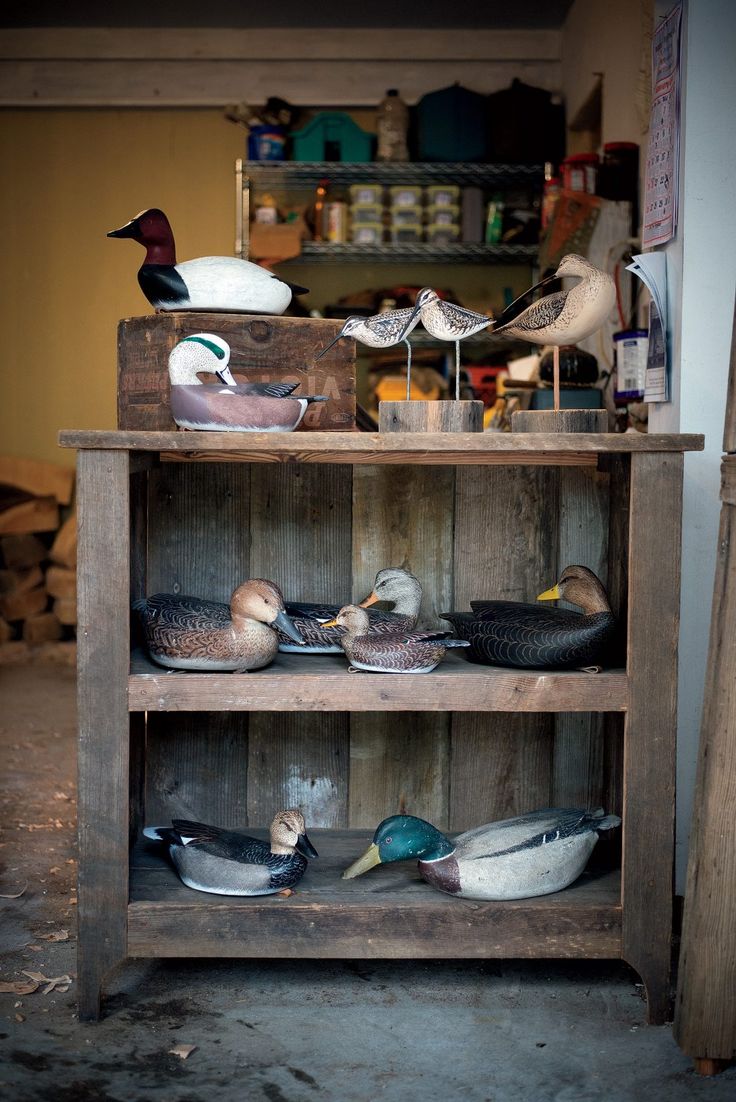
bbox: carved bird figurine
[277,567,423,655]
[316,308,423,399]
[322,604,470,673]
[133,578,304,671]
[490,253,616,410]
[343,808,621,900]
[397,287,493,400]
[168,333,298,396]
[108,207,308,314]
[441,565,616,670]
[143,809,318,896]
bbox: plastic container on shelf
[425,223,460,244]
[391,204,424,226]
[376,89,410,162]
[613,329,648,401]
[425,184,461,207]
[351,222,384,244]
[390,223,423,243]
[561,153,599,194]
[349,183,384,205]
[426,203,460,225]
[350,202,384,223]
[326,201,348,243]
[389,184,424,207]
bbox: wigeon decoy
[343,807,621,901]
[144,809,318,896]
[108,207,308,314]
[134,578,304,671]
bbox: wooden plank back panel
[723,301,736,453]
[450,466,558,829]
[248,464,352,827]
[552,465,610,809]
[144,462,251,825]
[349,464,455,829]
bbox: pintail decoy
[343,807,621,901]
[489,254,615,409]
[143,809,318,896]
[441,565,615,670]
[134,578,304,672]
[397,288,493,400]
[277,567,423,655]
[316,308,423,399]
[108,207,308,314]
[322,604,470,674]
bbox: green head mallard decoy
[321,603,470,673]
[143,809,318,896]
[441,565,616,670]
[133,578,304,672]
[343,808,621,901]
[277,567,423,655]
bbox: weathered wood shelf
[129,832,622,960]
[64,425,698,1023]
[129,650,629,713]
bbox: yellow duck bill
[536,584,561,601]
[342,842,381,879]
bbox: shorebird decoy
[397,288,493,401]
[108,208,308,314]
[490,254,616,411]
[315,308,422,399]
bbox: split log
[0,534,47,569]
[0,496,59,535]
[49,513,77,568]
[0,616,12,642]
[45,565,76,600]
[0,565,43,596]
[53,596,77,626]
[0,456,74,505]
[22,611,63,644]
[0,585,48,622]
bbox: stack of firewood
[0,457,76,649]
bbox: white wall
[649,0,736,890]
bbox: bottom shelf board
[129,831,622,960]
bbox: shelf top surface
[241,160,544,184]
[60,429,704,458]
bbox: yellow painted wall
[0,108,244,468]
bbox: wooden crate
[117,312,356,432]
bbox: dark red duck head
[107,208,176,265]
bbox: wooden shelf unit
[61,429,703,1022]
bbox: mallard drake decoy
[322,604,470,673]
[133,578,304,671]
[108,207,308,314]
[343,807,621,900]
[277,567,423,655]
[315,308,422,400]
[441,565,615,670]
[397,287,492,400]
[143,809,318,896]
[168,332,299,396]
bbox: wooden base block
[512,409,609,434]
[379,400,484,433]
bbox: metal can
[326,201,348,243]
[613,329,649,401]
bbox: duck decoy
[321,604,470,673]
[441,565,616,670]
[397,288,492,401]
[490,253,615,410]
[168,332,298,396]
[343,807,621,901]
[133,578,304,671]
[143,809,318,896]
[277,567,423,655]
[108,207,308,314]
[316,308,423,400]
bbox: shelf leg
[76,450,131,1020]
[621,451,683,1025]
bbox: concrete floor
[1,661,734,1102]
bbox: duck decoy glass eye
[384,836,392,844]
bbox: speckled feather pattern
[420,298,491,340]
[343,630,469,673]
[134,593,278,670]
[494,263,616,345]
[277,605,417,653]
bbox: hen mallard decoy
[441,565,615,670]
[343,807,621,900]
[133,578,304,671]
[277,567,423,655]
[108,207,308,314]
[143,809,318,896]
[322,604,469,673]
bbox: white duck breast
[172,256,293,314]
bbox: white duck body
[171,256,293,314]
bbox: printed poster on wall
[642,4,682,248]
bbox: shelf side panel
[450,465,559,829]
[247,463,353,827]
[350,464,455,829]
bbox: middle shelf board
[129,832,622,960]
[286,242,538,264]
[129,650,628,713]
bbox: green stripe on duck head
[342,815,454,878]
[183,335,227,360]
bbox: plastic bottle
[376,89,409,162]
[310,178,330,241]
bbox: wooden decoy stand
[63,315,703,1021]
